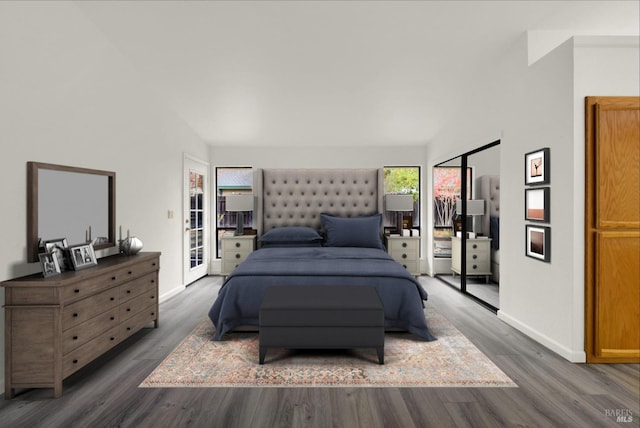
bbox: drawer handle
[110,297,115,301]
[151,280,155,283]
[127,327,131,331]
[73,359,79,364]
[127,290,131,294]
[110,316,115,321]
[235,254,241,259]
[473,244,478,249]
[74,289,80,294]
[402,242,407,248]
[111,276,117,281]
[73,336,78,340]
[150,295,155,299]
[110,337,115,341]
[126,308,131,312]
[402,254,407,259]
[473,255,477,259]
[152,262,157,266]
[403,264,407,268]
[128,271,133,275]
[151,312,155,316]
[473,265,478,270]
[235,242,241,248]
[73,313,78,318]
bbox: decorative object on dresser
[220,233,256,276]
[225,194,254,236]
[2,252,160,399]
[385,235,420,276]
[385,194,414,234]
[118,226,144,256]
[451,237,492,283]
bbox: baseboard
[497,310,587,363]
[159,284,185,303]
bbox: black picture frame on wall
[525,225,551,262]
[525,187,550,222]
[524,148,550,186]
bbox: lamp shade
[226,194,254,212]
[456,199,485,216]
[385,194,414,212]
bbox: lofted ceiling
[75,1,639,147]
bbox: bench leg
[259,346,267,364]
[377,347,384,365]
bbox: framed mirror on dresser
[27,162,116,263]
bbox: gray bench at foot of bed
[259,285,385,365]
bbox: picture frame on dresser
[524,148,550,186]
[43,237,69,271]
[69,243,97,270]
[38,251,61,277]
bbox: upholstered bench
[259,285,384,365]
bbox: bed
[208,168,435,342]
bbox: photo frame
[525,148,550,186]
[69,243,98,270]
[526,225,550,262]
[43,238,69,271]
[39,252,61,277]
[525,187,550,222]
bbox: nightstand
[451,236,492,283]
[221,234,256,276]
[385,235,420,276]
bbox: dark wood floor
[1,276,638,428]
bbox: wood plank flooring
[0,276,638,428]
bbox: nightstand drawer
[222,239,254,252]
[387,239,419,253]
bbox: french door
[183,154,209,285]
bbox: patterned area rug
[140,307,516,388]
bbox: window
[216,167,253,257]
[383,166,420,232]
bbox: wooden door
[585,96,640,363]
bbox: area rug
[140,307,517,388]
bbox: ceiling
[76,1,639,147]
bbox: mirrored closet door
[434,141,500,311]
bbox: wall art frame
[525,225,551,262]
[525,187,550,222]
[524,148,550,186]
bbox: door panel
[586,96,640,363]
[183,155,209,285]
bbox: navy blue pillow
[489,216,500,250]
[320,213,384,249]
[258,227,323,245]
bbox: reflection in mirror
[27,162,116,263]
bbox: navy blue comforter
[208,247,436,341]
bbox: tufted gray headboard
[476,175,500,236]
[254,168,384,235]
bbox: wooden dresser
[2,252,160,398]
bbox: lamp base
[235,212,245,236]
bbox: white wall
[426,35,639,362]
[0,2,209,391]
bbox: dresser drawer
[63,325,121,378]
[119,289,157,321]
[62,308,120,354]
[222,239,254,252]
[389,250,418,262]
[119,272,157,303]
[120,305,157,340]
[62,287,120,329]
[387,239,419,253]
